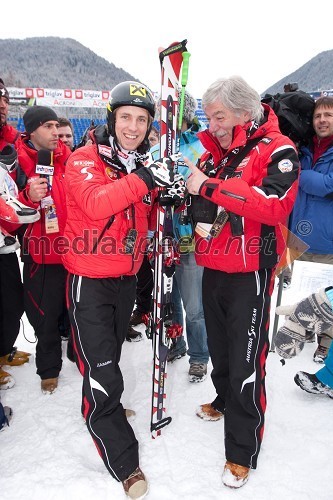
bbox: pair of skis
[147,40,190,438]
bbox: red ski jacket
[194,105,300,273]
[62,133,155,278]
[0,124,20,151]
[17,138,71,264]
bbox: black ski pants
[23,262,66,379]
[0,253,24,356]
[135,254,153,314]
[202,267,273,469]
[67,273,138,482]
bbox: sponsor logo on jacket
[73,160,94,167]
[105,167,119,180]
[98,145,112,158]
[278,159,293,173]
[142,192,152,205]
[238,157,250,169]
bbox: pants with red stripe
[23,262,66,379]
[67,273,138,482]
[202,267,273,469]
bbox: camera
[284,83,299,93]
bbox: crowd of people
[0,72,332,499]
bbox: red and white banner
[8,87,111,108]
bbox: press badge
[41,195,59,234]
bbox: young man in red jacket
[185,76,299,488]
[63,81,184,499]
[17,105,71,395]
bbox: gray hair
[202,76,264,122]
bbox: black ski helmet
[107,81,156,137]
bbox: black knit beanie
[23,106,59,134]
[0,78,9,101]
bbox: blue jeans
[317,341,333,388]
[171,252,209,364]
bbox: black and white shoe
[313,344,328,364]
[167,344,186,363]
[189,363,207,383]
[294,371,333,398]
[0,229,20,254]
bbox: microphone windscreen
[37,149,52,166]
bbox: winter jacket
[62,126,154,278]
[16,138,71,264]
[193,104,300,273]
[289,142,333,254]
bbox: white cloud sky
[2,0,333,97]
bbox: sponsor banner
[7,87,111,108]
[35,96,108,108]
[9,96,36,106]
[7,87,163,108]
[8,87,27,98]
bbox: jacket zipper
[91,215,115,254]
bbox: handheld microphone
[36,149,54,177]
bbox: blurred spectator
[0,78,34,372]
[126,253,153,342]
[275,287,333,398]
[289,96,333,362]
[151,88,209,382]
[58,117,74,150]
[148,125,159,147]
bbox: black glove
[134,153,181,190]
[0,145,18,173]
[159,173,187,206]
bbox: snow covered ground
[1,261,333,500]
